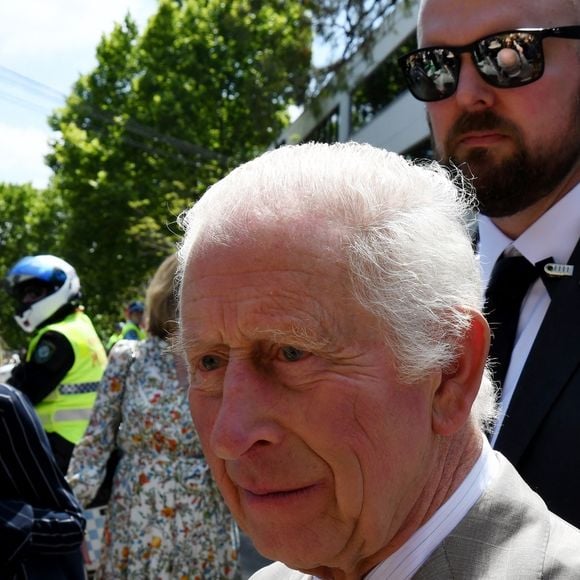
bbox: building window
[303,107,339,144]
[350,33,417,134]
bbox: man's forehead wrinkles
[182,304,333,349]
[237,305,331,338]
[189,282,331,319]
[194,265,334,283]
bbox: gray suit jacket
[251,453,580,579]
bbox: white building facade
[275,0,432,159]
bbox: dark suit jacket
[0,384,86,579]
[494,236,580,528]
[251,453,580,579]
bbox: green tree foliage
[45,0,312,338]
[0,183,63,348]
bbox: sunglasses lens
[401,48,459,101]
[475,32,544,87]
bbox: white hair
[177,142,496,432]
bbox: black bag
[86,448,122,508]
[85,344,136,508]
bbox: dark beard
[435,109,580,218]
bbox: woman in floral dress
[67,254,239,579]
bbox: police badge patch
[34,340,57,364]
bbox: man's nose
[453,55,497,110]
[210,357,285,460]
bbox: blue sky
[0,0,158,188]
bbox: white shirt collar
[478,183,580,286]
[365,436,499,580]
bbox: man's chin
[249,531,322,569]
[244,517,349,572]
[448,146,504,173]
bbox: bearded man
[400,0,580,526]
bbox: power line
[0,90,55,116]
[0,64,229,164]
[0,65,66,102]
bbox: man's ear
[432,309,490,436]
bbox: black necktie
[485,254,540,395]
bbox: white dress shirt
[478,184,580,444]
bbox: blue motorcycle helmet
[5,255,81,332]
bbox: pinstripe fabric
[0,383,86,579]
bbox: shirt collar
[478,182,580,286]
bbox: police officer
[106,301,146,352]
[5,255,107,474]
[120,301,146,341]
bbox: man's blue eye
[200,355,221,371]
[281,346,305,362]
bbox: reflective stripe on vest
[53,408,94,422]
[59,381,100,395]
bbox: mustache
[445,110,520,152]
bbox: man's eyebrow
[174,325,333,354]
[171,331,210,357]
[263,325,332,351]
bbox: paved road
[240,532,273,579]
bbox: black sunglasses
[398,26,580,102]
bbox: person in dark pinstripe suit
[0,383,86,579]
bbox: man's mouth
[244,482,318,498]
[455,131,507,149]
[238,481,324,511]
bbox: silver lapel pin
[544,263,575,277]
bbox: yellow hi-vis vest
[121,320,147,340]
[29,310,107,444]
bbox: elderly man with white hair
[177,142,580,579]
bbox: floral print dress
[67,337,239,579]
